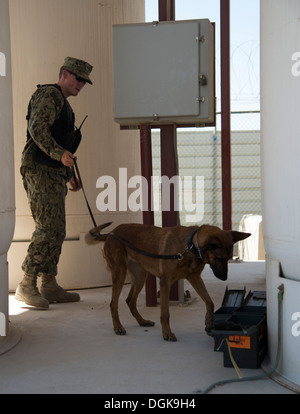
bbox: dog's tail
[85,222,113,245]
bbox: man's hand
[61,150,76,167]
[69,176,82,192]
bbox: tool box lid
[213,287,246,324]
[240,291,266,313]
[220,286,246,308]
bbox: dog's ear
[230,231,251,244]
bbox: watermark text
[0,52,6,77]
[291,312,300,337]
[0,312,6,336]
[96,168,204,223]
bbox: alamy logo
[95,168,204,223]
[0,52,6,77]
[0,312,6,336]
[291,312,300,337]
[291,52,300,77]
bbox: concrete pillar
[0,0,19,352]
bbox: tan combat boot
[15,274,49,309]
[40,275,80,303]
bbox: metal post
[160,125,180,229]
[160,125,181,301]
[159,0,175,21]
[141,0,176,306]
[140,125,157,306]
[159,0,181,301]
[220,0,232,230]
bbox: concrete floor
[0,261,296,395]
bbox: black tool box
[211,288,267,369]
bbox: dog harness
[109,227,203,261]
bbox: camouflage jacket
[21,84,74,179]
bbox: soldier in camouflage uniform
[15,57,93,309]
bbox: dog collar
[187,227,203,260]
[109,227,203,262]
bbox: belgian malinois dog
[86,223,250,341]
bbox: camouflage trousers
[21,168,68,277]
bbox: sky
[145,0,260,114]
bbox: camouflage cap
[62,56,93,85]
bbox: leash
[72,159,97,228]
[69,115,97,227]
[109,227,202,261]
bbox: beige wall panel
[8,0,145,290]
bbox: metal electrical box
[113,19,215,127]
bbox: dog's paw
[205,315,214,330]
[163,332,177,342]
[114,327,127,336]
[205,326,214,337]
[139,320,155,327]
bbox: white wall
[261,0,300,280]
[261,0,300,388]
